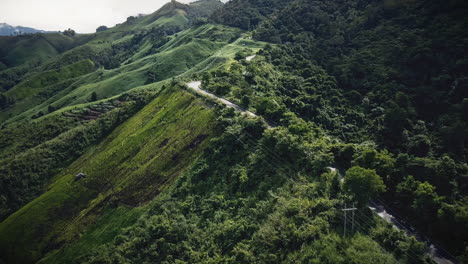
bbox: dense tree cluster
[96,26,109,33]
[208,0,468,257]
[211,0,296,30]
[63,28,76,37]
[76,109,432,264]
[200,43,467,259]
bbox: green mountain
[0,0,466,263]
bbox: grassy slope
[5,59,95,100]
[144,9,190,29]
[105,0,194,34]
[0,0,222,106]
[39,205,144,264]
[0,23,264,223]
[0,6,269,263]
[0,87,216,263]
[0,34,75,67]
[0,59,96,123]
[4,38,58,66]
[0,24,249,125]
[180,37,266,76]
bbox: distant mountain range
[0,23,48,36]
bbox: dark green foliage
[90,91,97,102]
[95,26,108,32]
[212,0,296,30]
[250,0,468,156]
[47,105,56,113]
[0,93,14,109]
[71,111,430,264]
[63,28,76,37]
[0,64,33,91]
[344,166,386,207]
[234,48,252,61]
[209,0,468,257]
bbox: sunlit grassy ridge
[0,23,266,259]
[0,87,216,263]
[0,23,248,124]
[0,15,266,228]
[0,0,224,124]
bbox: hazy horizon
[0,0,196,33]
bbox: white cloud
[0,0,194,33]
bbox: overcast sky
[0,0,195,33]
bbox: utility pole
[342,203,357,237]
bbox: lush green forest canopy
[0,0,466,263]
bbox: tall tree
[344,166,386,207]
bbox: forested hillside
[0,0,466,263]
[212,0,468,258]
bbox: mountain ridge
[0,0,466,263]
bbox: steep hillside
[0,0,223,123]
[42,103,431,264]
[214,0,468,259]
[0,10,269,227]
[0,87,216,263]
[0,24,237,124]
[0,0,466,263]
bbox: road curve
[187,81,258,118]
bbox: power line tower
[342,203,357,237]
